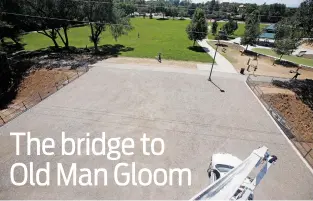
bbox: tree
[0,52,14,108]
[119,2,137,16]
[0,21,22,46]
[83,0,132,53]
[187,3,197,17]
[222,19,237,35]
[171,7,179,19]
[22,0,62,48]
[273,17,302,65]
[296,0,313,38]
[148,3,155,19]
[156,0,167,19]
[207,0,214,14]
[178,8,187,19]
[166,6,178,19]
[241,10,260,53]
[186,8,208,46]
[20,0,80,49]
[214,0,220,12]
[54,0,80,49]
[212,20,218,35]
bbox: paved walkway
[197,39,237,74]
[1,64,313,199]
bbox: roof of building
[259,32,275,39]
[265,24,276,31]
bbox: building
[258,24,276,46]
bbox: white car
[207,153,254,200]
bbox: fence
[0,65,89,127]
[246,74,313,168]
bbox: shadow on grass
[188,46,206,53]
[11,44,134,69]
[97,44,134,56]
[0,44,134,108]
[0,41,25,54]
[157,18,169,21]
[272,79,313,111]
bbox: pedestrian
[158,52,162,63]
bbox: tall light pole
[208,43,218,81]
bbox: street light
[208,42,218,81]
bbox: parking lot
[0,63,312,199]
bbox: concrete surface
[197,39,237,74]
[197,63,237,74]
[0,63,313,199]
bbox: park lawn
[20,18,213,62]
[252,48,313,67]
[208,22,268,39]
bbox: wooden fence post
[22,102,27,110]
[0,115,5,124]
[38,92,42,100]
[304,149,312,158]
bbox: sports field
[20,18,213,62]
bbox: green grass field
[207,22,268,39]
[252,48,313,67]
[19,18,213,62]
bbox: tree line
[240,0,313,62]
[185,0,312,64]
[0,0,132,53]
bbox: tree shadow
[157,18,169,21]
[272,79,313,111]
[188,46,206,53]
[215,43,228,47]
[10,44,134,70]
[0,44,134,108]
[0,58,34,109]
[0,41,25,54]
[97,44,134,57]
[273,59,298,68]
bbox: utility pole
[208,44,218,81]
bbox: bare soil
[208,41,313,79]
[15,69,77,101]
[262,89,313,143]
[0,69,78,124]
[301,42,313,50]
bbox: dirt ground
[301,42,313,50]
[0,69,78,124]
[208,41,313,79]
[105,57,199,69]
[260,85,313,143]
[15,69,77,102]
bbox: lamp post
[208,43,218,81]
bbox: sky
[191,0,304,7]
